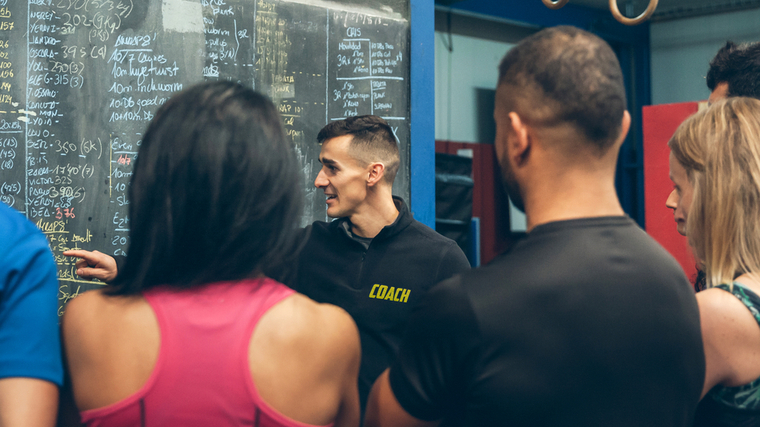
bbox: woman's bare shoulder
[248,292,360,425]
[261,292,360,355]
[697,286,756,338]
[698,286,757,322]
[63,288,159,411]
[63,289,144,334]
[62,288,154,364]
[62,288,112,343]
[698,285,760,388]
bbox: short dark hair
[109,81,303,295]
[317,115,400,184]
[497,26,627,151]
[706,41,760,100]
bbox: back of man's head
[317,115,400,184]
[706,41,760,100]
[498,26,627,153]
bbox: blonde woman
[668,97,760,425]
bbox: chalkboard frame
[409,0,434,229]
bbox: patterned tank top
[694,282,760,426]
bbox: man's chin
[326,207,343,219]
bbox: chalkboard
[0,0,410,313]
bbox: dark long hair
[108,81,303,295]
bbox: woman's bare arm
[251,294,361,427]
[0,377,59,427]
[698,287,760,397]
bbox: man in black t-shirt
[365,26,704,427]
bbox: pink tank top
[80,278,333,427]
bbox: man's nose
[315,169,328,188]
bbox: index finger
[62,250,95,260]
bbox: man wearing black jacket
[298,116,470,413]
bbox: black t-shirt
[389,216,705,426]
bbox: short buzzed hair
[498,26,627,152]
[317,115,400,184]
[706,41,760,100]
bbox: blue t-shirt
[0,202,63,386]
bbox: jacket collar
[333,196,413,242]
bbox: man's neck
[346,191,399,238]
[523,168,624,232]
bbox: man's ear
[508,112,531,166]
[616,110,631,147]
[367,163,386,187]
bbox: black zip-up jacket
[291,197,470,412]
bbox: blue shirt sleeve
[0,204,63,386]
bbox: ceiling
[435,0,760,21]
[575,0,760,21]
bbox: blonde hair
[669,97,760,288]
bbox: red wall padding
[643,102,700,281]
[435,141,510,265]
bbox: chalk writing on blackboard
[0,0,410,314]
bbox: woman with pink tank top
[60,82,361,427]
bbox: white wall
[651,8,760,105]
[434,31,527,231]
[434,32,513,142]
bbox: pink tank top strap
[141,278,296,423]
[81,278,332,427]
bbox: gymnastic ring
[609,0,658,25]
[542,0,569,10]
